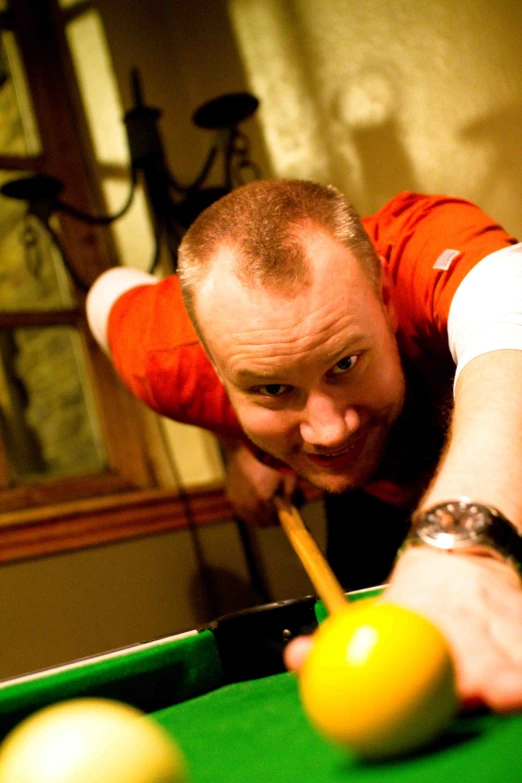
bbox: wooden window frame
[0,0,249,562]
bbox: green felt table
[0,587,521,782]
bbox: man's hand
[224,442,298,526]
[384,547,522,712]
[285,548,522,712]
[285,547,522,712]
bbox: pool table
[0,587,521,782]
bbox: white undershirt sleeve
[448,243,522,390]
[86,267,157,354]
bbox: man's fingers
[486,670,522,712]
[283,472,299,497]
[234,502,278,527]
[257,505,281,527]
[284,635,314,672]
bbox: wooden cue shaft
[275,497,348,616]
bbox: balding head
[177,179,381,341]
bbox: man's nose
[299,392,360,448]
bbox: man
[87,180,522,712]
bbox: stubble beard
[244,399,404,495]
[296,415,397,494]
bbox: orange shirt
[107,192,517,505]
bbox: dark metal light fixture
[0,69,261,288]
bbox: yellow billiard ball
[299,600,458,759]
[0,698,185,783]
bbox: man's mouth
[303,437,367,467]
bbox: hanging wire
[46,222,93,292]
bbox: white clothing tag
[433,249,460,271]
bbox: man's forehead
[204,243,239,282]
[201,227,349,287]
[194,245,242,316]
[197,243,302,309]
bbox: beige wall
[3,0,522,678]
[0,502,325,679]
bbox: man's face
[196,230,406,493]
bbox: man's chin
[290,461,368,494]
[301,471,360,495]
[293,451,382,495]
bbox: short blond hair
[177,179,380,328]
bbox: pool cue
[274,496,348,616]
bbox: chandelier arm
[55,170,137,225]
[233,158,263,186]
[167,143,219,195]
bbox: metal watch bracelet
[396,498,522,572]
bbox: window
[0,0,228,562]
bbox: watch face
[414,500,522,564]
[420,501,491,549]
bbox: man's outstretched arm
[386,348,522,711]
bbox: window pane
[0,32,41,155]
[65,9,128,165]
[0,171,76,311]
[0,326,107,483]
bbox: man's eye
[258,384,290,397]
[331,355,358,375]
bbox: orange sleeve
[106,275,243,440]
[363,192,518,356]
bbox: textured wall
[230,0,522,232]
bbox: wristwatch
[406,498,522,570]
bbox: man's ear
[378,255,399,332]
